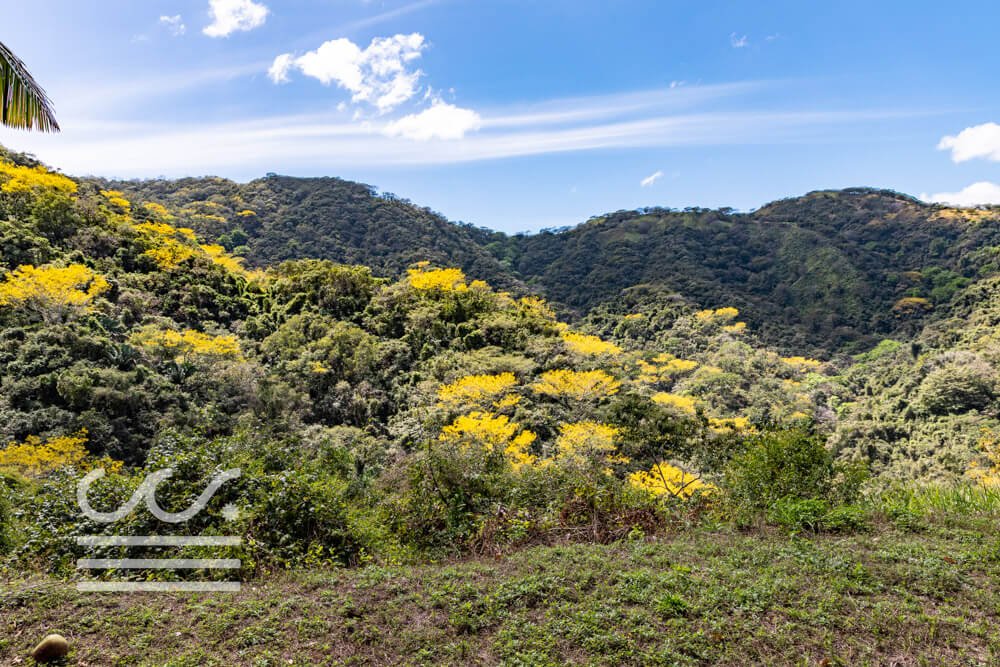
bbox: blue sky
[2,0,999,232]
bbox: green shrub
[767,497,829,532]
[723,429,834,516]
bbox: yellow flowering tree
[547,421,625,470]
[707,417,752,433]
[407,263,468,291]
[652,392,698,416]
[133,221,201,270]
[438,411,538,470]
[629,462,716,499]
[560,331,622,356]
[132,328,243,364]
[695,306,739,323]
[142,202,173,220]
[0,162,76,194]
[0,263,110,322]
[781,356,823,372]
[531,369,621,402]
[518,295,557,321]
[0,430,124,478]
[437,372,519,410]
[637,353,699,385]
[99,189,131,212]
[200,243,247,275]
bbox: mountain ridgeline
[105,173,1000,356]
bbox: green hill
[106,172,1000,356]
[4,148,1000,666]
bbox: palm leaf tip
[0,41,59,132]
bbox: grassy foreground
[2,522,1000,666]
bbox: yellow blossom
[518,295,557,321]
[0,162,77,194]
[707,417,751,433]
[547,421,625,468]
[629,462,716,499]
[437,372,518,409]
[132,328,243,362]
[695,307,739,322]
[531,369,621,401]
[439,411,538,470]
[560,331,622,356]
[0,264,109,320]
[99,189,131,211]
[143,202,172,220]
[200,244,247,275]
[407,265,468,291]
[0,430,119,478]
[652,392,698,415]
[781,356,823,370]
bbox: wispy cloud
[730,33,749,48]
[47,62,269,118]
[340,0,441,33]
[640,170,664,187]
[159,15,186,37]
[4,88,925,178]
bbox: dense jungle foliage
[105,173,1000,356]
[2,147,1000,579]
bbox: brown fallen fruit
[30,634,69,663]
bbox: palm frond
[0,41,59,132]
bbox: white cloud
[640,170,664,187]
[922,182,1000,207]
[272,34,426,113]
[730,32,748,48]
[938,122,1000,162]
[159,15,186,37]
[268,53,293,83]
[383,101,482,140]
[203,0,269,38]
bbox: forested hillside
[106,172,1000,357]
[101,172,516,289]
[4,148,1000,665]
[505,190,1000,355]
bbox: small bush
[767,497,829,532]
[723,429,834,515]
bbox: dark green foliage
[915,355,997,415]
[107,175,1000,356]
[723,429,836,516]
[766,497,870,533]
[105,174,518,291]
[5,146,1000,572]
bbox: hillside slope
[506,189,1000,354]
[103,174,517,289]
[107,169,1000,356]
